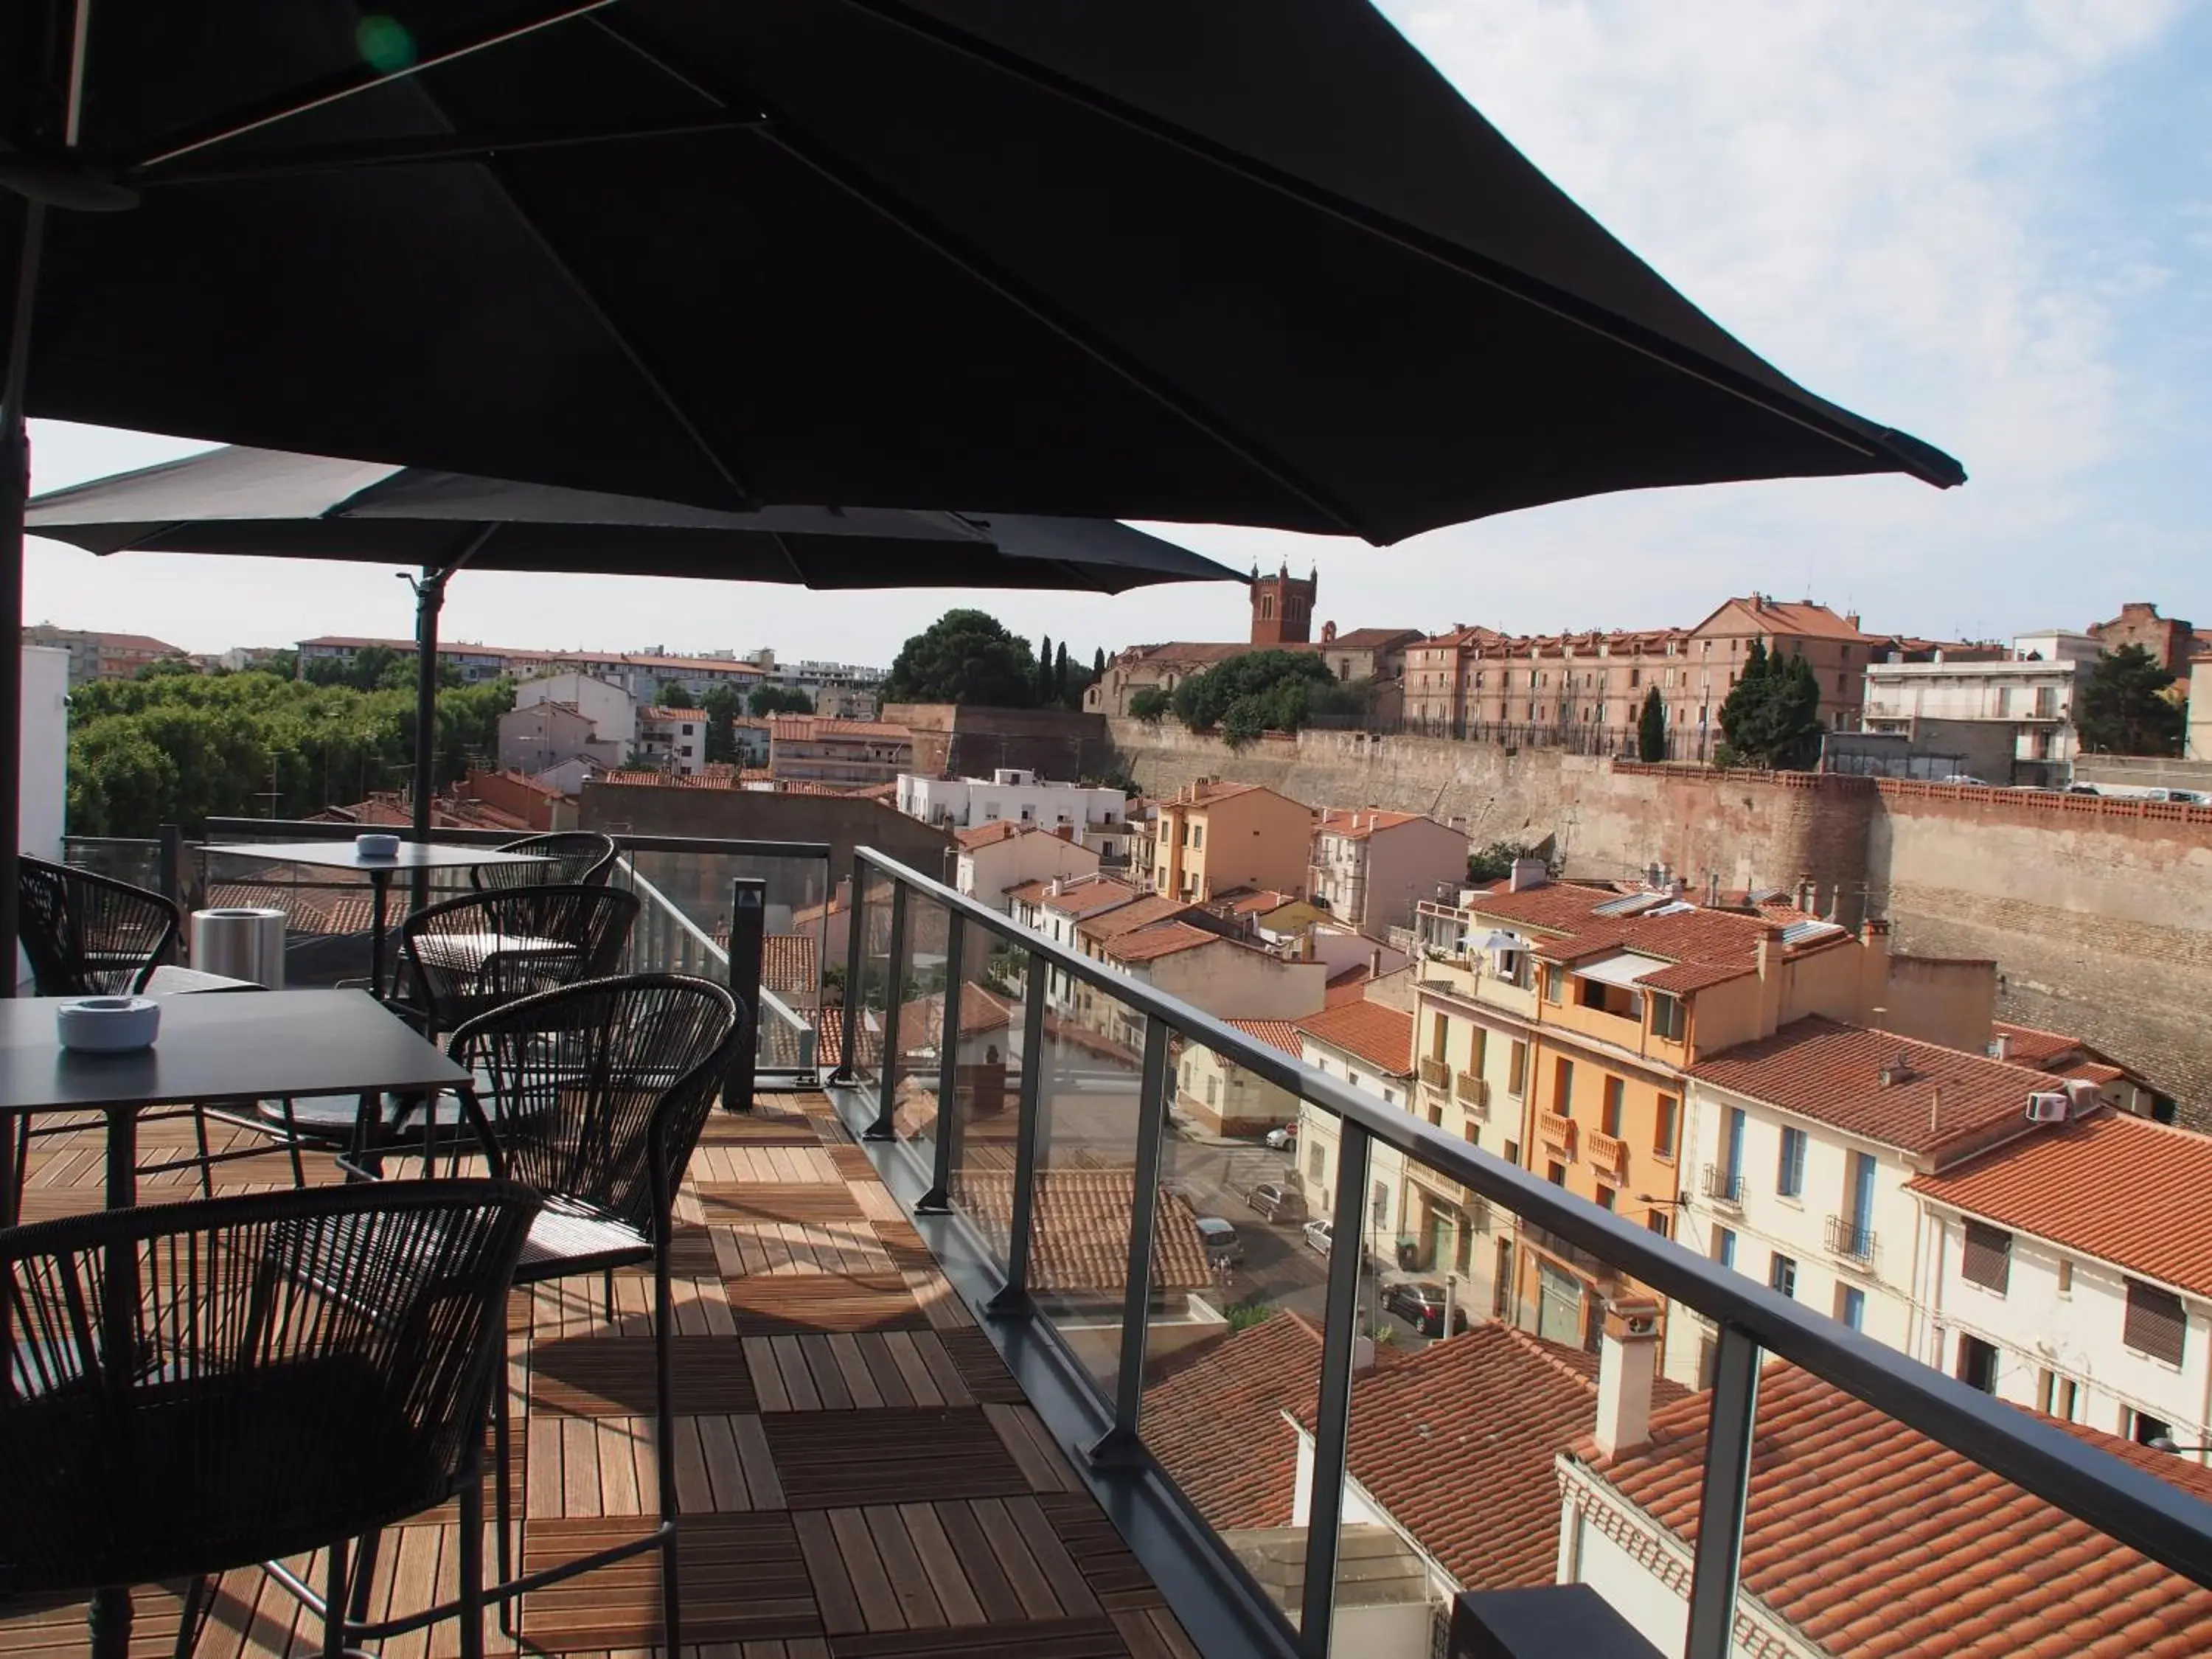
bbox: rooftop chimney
[1593,1296,1663,1458]
[1705,871,1722,908]
[1794,875,1816,913]
[1509,857,1549,893]
[1990,1032,2011,1062]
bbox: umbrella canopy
[27,442,1245,844]
[23,445,1248,593]
[5,1,1959,540]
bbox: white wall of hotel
[1667,1080,1927,1388]
[1555,1455,1818,1659]
[897,770,1128,835]
[1909,1202,2212,1459]
[956,832,1100,913]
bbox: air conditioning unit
[2063,1078,2101,1116]
[2025,1091,2070,1124]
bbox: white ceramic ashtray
[355,832,402,859]
[56,996,161,1054]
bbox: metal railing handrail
[200,815,830,862]
[846,844,2212,1621]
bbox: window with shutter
[1961,1221,2012,1293]
[2124,1280,2186,1366]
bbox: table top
[0,990,471,1112]
[202,839,553,872]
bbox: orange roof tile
[1107,921,1228,964]
[1907,1112,2212,1298]
[1314,807,1430,839]
[1144,1315,1323,1529]
[948,1168,1212,1294]
[1301,1323,1688,1590]
[1077,894,1197,943]
[1581,1363,2212,1659]
[1691,1016,2053,1156]
[1038,877,1145,917]
[1296,1001,1413,1075]
[1223,1018,1304,1058]
[1991,1020,2088,1065]
[954,821,1026,849]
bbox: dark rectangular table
[201,839,552,992]
[0,989,473,1214]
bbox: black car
[1245,1181,1308,1223]
[1381,1280,1470,1338]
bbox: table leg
[91,1109,140,1659]
[370,871,392,999]
[87,1587,131,1659]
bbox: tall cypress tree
[1054,641,1070,701]
[1637,685,1666,762]
[1035,634,1053,706]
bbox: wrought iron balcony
[1701,1162,1745,1208]
[1419,1055,1452,1090]
[1826,1214,1877,1265]
[824,845,2212,1659]
[1455,1071,1489,1113]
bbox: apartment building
[1310,808,1468,940]
[897,768,1130,857]
[953,821,1100,913]
[1907,1111,2212,1458]
[1083,921,1325,1053]
[24,624,187,686]
[1861,630,2098,783]
[1673,1017,2062,1388]
[1293,1001,1416,1256]
[297,633,512,685]
[1407,868,1994,1354]
[1175,1019,1301,1137]
[636,705,707,776]
[1150,779,1312,902]
[765,717,914,786]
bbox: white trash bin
[189,906,287,989]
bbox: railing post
[723,877,765,1114]
[865,881,908,1141]
[914,916,966,1214]
[1088,1017,1172,1469]
[1298,1117,1371,1656]
[831,854,868,1086]
[157,823,184,907]
[987,950,1050,1319]
[1685,1323,1762,1659]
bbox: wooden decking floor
[0,1100,1200,1659]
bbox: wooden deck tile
[0,1093,1189,1659]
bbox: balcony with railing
[1826,1213,1878,1267]
[1418,1056,1452,1091]
[812,844,2212,1659]
[1701,1162,1745,1208]
[1537,1110,1576,1156]
[1585,1128,1627,1180]
[1454,1071,1489,1116]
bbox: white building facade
[1860,636,2098,776]
[955,825,1101,913]
[897,769,1130,846]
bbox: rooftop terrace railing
[829,844,2212,1659]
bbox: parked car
[1262,1123,1297,1151]
[1195,1217,1245,1267]
[1302,1218,1334,1257]
[1245,1181,1308,1223]
[2066,783,2101,796]
[1381,1279,1470,1338]
[1940,773,1991,787]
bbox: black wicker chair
[381,973,742,1654]
[469,830,618,892]
[12,857,302,1212]
[386,884,640,1040]
[0,1180,541,1659]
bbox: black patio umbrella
[27,443,1245,840]
[1,1,1964,977]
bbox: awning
[1571,951,1672,990]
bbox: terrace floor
[1,1096,1200,1659]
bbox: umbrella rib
[585,13,1374,543]
[139,116,768,187]
[832,0,1961,488]
[133,0,622,173]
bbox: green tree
[2077,645,2185,755]
[1034,634,1054,705]
[1714,640,1823,770]
[748,684,815,717]
[1637,684,1667,762]
[655,681,697,709]
[1467,840,1551,883]
[1169,650,1349,736]
[700,684,745,764]
[1092,647,1106,680]
[1054,641,1070,703]
[1128,686,1170,724]
[881,610,1038,706]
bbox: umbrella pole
[0,198,49,996]
[410,563,445,846]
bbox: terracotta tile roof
[1692,596,1877,643]
[1579,1362,2212,1659]
[1143,1315,1323,1529]
[1326,627,1423,650]
[896,985,1018,1049]
[1224,1018,1304,1058]
[1691,1015,2053,1156]
[2062,1060,2126,1085]
[1038,877,1144,917]
[848,780,900,800]
[1077,894,1196,944]
[1992,1020,2088,1065]
[1106,921,1228,964]
[948,1168,1212,1294]
[1907,1112,2212,1298]
[1298,1323,1686,1590]
[594,768,741,788]
[1296,1001,1413,1076]
[642,706,707,722]
[1218,888,1297,918]
[768,717,912,742]
[1314,807,1430,839]
[762,933,818,995]
[955,821,1026,849]
[1324,964,1374,1006]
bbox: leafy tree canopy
[2077,644,2185,756]
[65,668,512,837]
[1128,686,1171,724]
[748,684,815,717]
[1716,641,1823,770]
[882,610,1039,706]
[1467,840,1553,883]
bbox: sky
[21,0,2212,666]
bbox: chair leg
[493,1367,517,1637]
[458,1467,487,1659]
[280,1097,306,1189]
[321,1544,347,1659]
[171,1576,209,1659]
[345,1530,380,1630]
[603,1270,616,1326]
[655,1245,682,1659]
[189,1106,215,1199]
